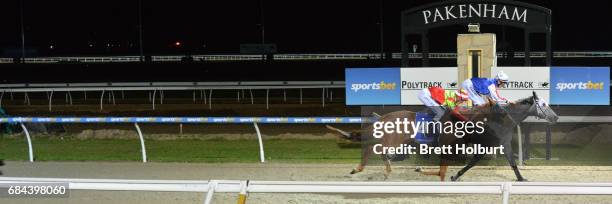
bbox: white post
[84,91,87,101]
[152,90,157,110]
[160,90,164,105]
[253,123,265,163]
[100,90,105,111]
[208,90,213,109]
[68,91,73,105]
[203,90,207,104]
[193,91,196,103]
[265,89,269,109]
[237,90,240,102]
[501,182,511,204]
[300,88,303,104]
[24,92,30,105]
[237,180,248,204]
[330,89,333,102]
[111,91,116,105]
[321,88,325,108]
[20,123,34,162]
[283,89,286,102]
[134,123,147,163]
[203,181,217,204]
[517,125,523,166]
[250,89,254,104]
[48,91,54,112]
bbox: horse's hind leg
[418,160,449,181]
[451,154,484,181]
[351,144,373,174]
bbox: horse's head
[517,92,558,124]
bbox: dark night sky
[1,0,611,56]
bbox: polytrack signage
[491,67,550,102]
[400,67,458,105]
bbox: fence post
[100,90,105,111]
[253,123,265,163]
[321,88,325,108]
[20,123,34,162]
[134,123,147,163]
[48,91,54,112]
[152,90,157,110]
[208,90,213,109]
[237,180,248,204]
[501,182,511,204]
[203,181,217,204]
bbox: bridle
[532,96,550,120]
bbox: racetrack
[2,161,612,204]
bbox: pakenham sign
[401,0,552,67]
[422,3,527,25]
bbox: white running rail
[1,177,612,204]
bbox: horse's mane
[514,95,536,105]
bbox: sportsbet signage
[345,68,401,105]
[550,67,610,105]
[346,67,610,106]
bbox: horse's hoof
[414,166,422,172]
[450,176,459,182]
[350,169,359,174]
[517,178,529,182]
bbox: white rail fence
[0,117,366,163]
[1,177,612,204]
[2,51,612,64]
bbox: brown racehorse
[327,110,417,179]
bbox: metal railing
[1,177,612,204]
[2,51,611,64]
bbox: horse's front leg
[502,141,527,181]
[351,144,373,174]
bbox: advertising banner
[550,67,610,105]
[491,67,551,102]
[345,68,401,105]
[400,67,458,105]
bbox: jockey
[417,86,469,121]
[461,71,510,106]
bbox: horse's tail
[325,125,352,139]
